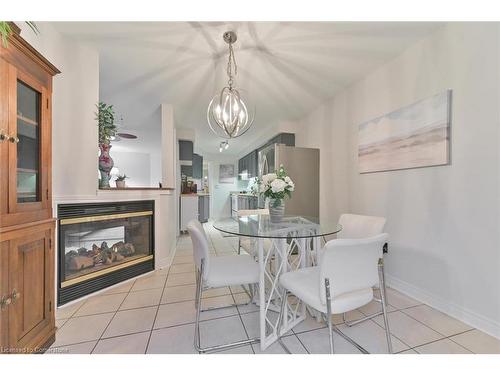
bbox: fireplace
[57,200,154,305]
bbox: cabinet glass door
[16,80,41,203]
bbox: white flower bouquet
[252,165,295,209]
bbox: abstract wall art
[358,90,451,173]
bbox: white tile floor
[48,223,500,354]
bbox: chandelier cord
[226,42,237,88]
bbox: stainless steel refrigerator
[258,144,320,218]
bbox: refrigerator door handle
[261,154,269,175]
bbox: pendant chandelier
[207,31,255,139]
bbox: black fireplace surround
[57,200,155,306]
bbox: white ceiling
[52,21,443,157]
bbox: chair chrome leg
[330,323,369,354]
[248,283,254,300]
[344,311,384,327]
[194,260,260,353]
[324,278,334,354]
[200,283,258,313]
[194,269,201,310]
[194,260,204,352]
[238,238,241,255]
[276,287,291,354]
[378,258,393,354]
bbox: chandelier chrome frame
[207,31,255,139]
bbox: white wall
[293,23,500,337]
[150,150,162,188]
[17,22,100,199]
[292,94,350,226]
[111,150,151,187]
[16,23,179,297]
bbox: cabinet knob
[11,289,20,303]
[8,135,20,144]
[0,295,12,310]
[0,129,8,142]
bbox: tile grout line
[444,328,478,353]
[397,307,471,345]
[410,332,475,354]
[367,311,415,351]
[59,229,483,354]
[52,279,136,350]
[144,240,176,354]
[367,305,476,352]
[207,224,255,354]
[89,275,139,353]
[52,329,154,349]
[53,280,135,350]
[230,290,256,354]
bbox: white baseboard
[155,236,179,270]
[386,273,500,340]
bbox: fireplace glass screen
[59,213,153,285]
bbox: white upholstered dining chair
[337,213,386,239]
[276,234,393,354]
[187,219,260,353]
[313,214,388,327]
[314,214,387,262]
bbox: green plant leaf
[0,21,12,48]
[96,101,117,144]
[25,21,40,35]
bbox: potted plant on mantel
[115,175,129,188]
[253,165,295,223]
[96,102,117,188]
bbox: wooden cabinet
[0,25,59,228]
[1,222,55,352]
[0,242,9,350]
[0,23,59,353]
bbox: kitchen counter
[230,192,259,218]
[180,192,210,196]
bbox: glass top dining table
[212,214,342,350]
[213,214,342,239]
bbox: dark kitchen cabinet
[192,153,203,179]
[257,133,295,153]
[238,133,295,179]
[198,195,209,223]
[179,140,194,178]
[179,140,193,161]
[238,150,258,180]
[180,165,192,178]
[237,195,258,210]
